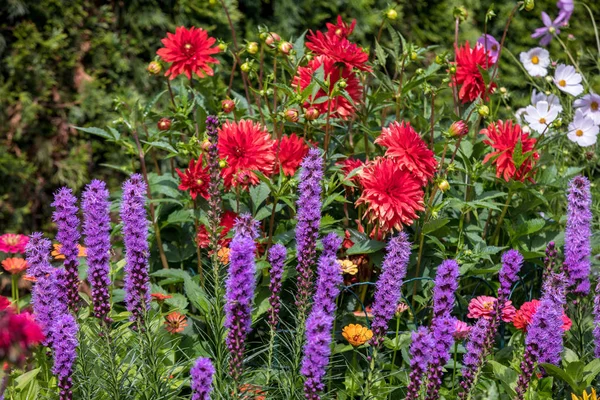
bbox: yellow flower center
[559,79,567,87]
[184,43,193,50]
[539,118,546,124]
[576,129,584,137]
[196,179,203,185]
[531,55,539,64]
[592,102,599,111]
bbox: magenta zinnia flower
[0,233,29,254]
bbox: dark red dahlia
[176,156,210,200]
[274,134,309,177]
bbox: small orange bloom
[1,258,28,274]
[239,384,266,400]
[342,324,373,347]
[217,247,230,264]
[164,312,188,334]
[52,244,87,260]
[151,293,173,302]
[22,274,37,282]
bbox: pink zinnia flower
[467,295,516,323]
[453,320,471,340]
[0,234,29,254]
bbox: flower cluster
[0,297,44,368]
[267,243,286,331]
[406,327,434,400]
[190,357,215,400]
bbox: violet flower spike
[531,12,561,46]
[459,317,492,399]
[295,148,324,316]
[432,259,459,319]
[120,174,151,328]
[52,187,81,312]
[312,233,343,315]
[301,309,334,400]
[564,176,592,296]
[82,180,113,323]
[25,232,54,279]
[370,232,411,348]
[406,327,434,400]
[267,244,286,331]
[205,115,224,282]
[51,313,79,400]
[190,357,215,400]
[425,317,456,400]
[224,213,259,381]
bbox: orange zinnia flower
[1,258,28,274]
[239,384,266,400]
[52,244,87,260]
[164,312,188,334]
[151,293,173,303]
[342,324,373,347]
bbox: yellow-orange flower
[1,258,28,274]
[342,324,373,347]
[338,259,358,275]
[151,293,173,302]
[52,244,87,259]
[239,384,266,400]
[164,312,188,334]
[218,247,230,264]
[572,388,598,400]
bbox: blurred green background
[1,0,598,232]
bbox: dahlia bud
[157,118,171,131]
[219,159,228,169]
[304,107,320,121]
[524,0,535,11]
[435,55,444,65]
[247,42,259,55]
[218,42,228,52]
[449,66,457,74]
[438,180,450,192]
[477,105,490,117]
[285,108,300,122]
[221,99,235,114]
[415,68,424,75]
[278,41,293,55]
[453,6,468,21]
[338,79,348,89]
[499,87,507,94]
[147,61,162,75]
[410,51,418,60]
[449,120,468,137]
[552,118,563,128]
[386,9,398,20]
[264,32,281,47]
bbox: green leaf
[374,41,387,66]
[14,367,40,390]
[422,218,449,235]
[347,239,386,255]
[583,358,600,385]
[165,293,189,311]
[184,277,209,313]
[249,182,270,213]
[75,126,113,140]
[166,209,194,225]
[141,140,177,154]
[540,363,579,391]
[488,360,517,397]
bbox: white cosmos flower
[524,101,559,133]
[515,107,528,124]
[573,93,600,124]
[532,89,563,113]
[520,48,550,77]
[567,109,599,146]
[554,64,583,96]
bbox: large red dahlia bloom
[157,26,220,80]
[306,30,370,72]
[481,120,539,182]
[356,158,425,233]
[176,156,210,200]
[451,41,496,103]
[218,120,276,188]
[293,55,363,120]
[275,134,309,177]
[512,299,572,332]
[326,16,357,38]
[375,121,437,183]
[196,210,237,249]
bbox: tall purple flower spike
[564,176,592,296]
[120,174,151,328]
[190,357,215,400]
[370,232,411,348]
[267,244,286,331]
[406,327,434,400]
[82,179,113,323]
[224,214,259,381]
[205,115,225,275]
[312,233,343,315]
[295,148,324,317]
[459,317,492,400]
[51,313,79,400]
[52,187,81,312]
[432,260,460,319]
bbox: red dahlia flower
[326,15,356,38]
[375,121,437,183]
[451,41,496,103]
[274,134,309,176]
[157,26,220,80]
[481,120,539,182]
[196,210,237,249]
[356,158,425,233]
[340,157,364,189]
[218,120,276,188]
[0,299,44,367]
[306,30,370,72]
[176,156,210,200]
[513,299,572,332]
[293,55,363,120]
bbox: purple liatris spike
[313,233,343,315]
[82,180,113,323]
[205,115,223,262]
[52,187,81,312]
[295,148,324,315]
[224,213,258,380]
[432,259,459,319]
[498,250,523,305]
[190,357,215,400]
[267,244,286,331]
[301,309,334,400]
[564,176,592,296]
[459,317,492,399]
[370,232,411,348]
[425,317,457,400]
[25,232,54,278]
[516,273,567,399]
[120,174,151,327]
[406,327,434,400]
[594,279,600,357]
[51,313,79,400]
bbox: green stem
[491,190,513,246]
[265,327,276,386]
[579,2,600,56]
[364,348,377,399]
[452,341,459,395]
[11,275,19,312]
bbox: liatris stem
[52,187,81,312]
[191,357,215,400]
[370,232,411,348]
[82,180,113,323]
[267,244,286,331]
[205,115,224,295]
[120,174,151,328]
[564,176,592,296]
[543,241,557,281]
[51,313,79,400]
[406,327,434,400]
[295,148,324,320]
[224,214,259,382]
